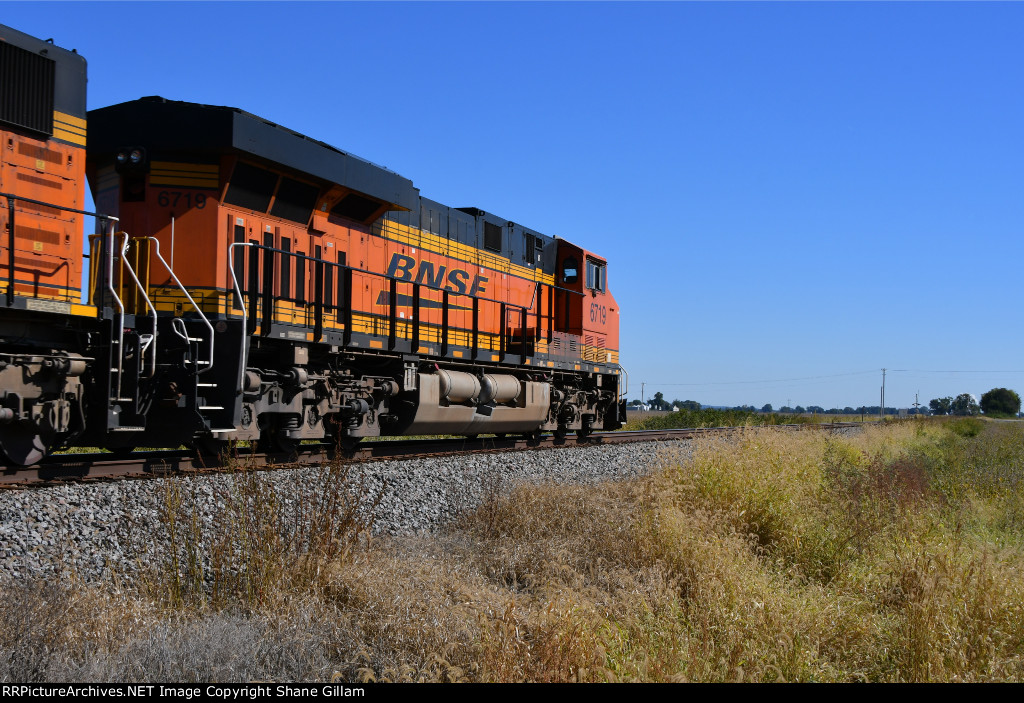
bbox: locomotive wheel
[553,427,568,441]
[0,422,53,467]
[338,436,362,457]
[195,438,230,461]
[259,430,300,458]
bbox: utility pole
[641,382,646,406]
[880,368,886,420]
[913,392,921,416]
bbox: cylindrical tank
[437,370,481,404]
[478,374,522,405]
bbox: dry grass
[3,419,1024,681]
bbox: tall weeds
[145,458,379,611]
[4,419,1024,681]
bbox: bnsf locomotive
[0,25,625,467]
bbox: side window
[562,257,578,284]
[585,259,606,292]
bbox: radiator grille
[0,41,55,136]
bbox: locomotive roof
[87,97,419,211]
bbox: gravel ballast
[0,440,693,584]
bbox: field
[3,418,1023,682]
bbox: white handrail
[138,236,215,375]
[116,233,158,378]
[104,220,127,400]
[228,241,253,395]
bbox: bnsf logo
[386,253,489,296]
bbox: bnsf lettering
[386,253,486,296]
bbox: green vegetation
[3,419,1024,681]
[980,388,1022,417]
[624,406,827,430]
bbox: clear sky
[5,1,1022,410]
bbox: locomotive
[0,24,625,467]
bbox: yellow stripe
[53,120,86,137]
[149,175,220,188]
[382,220,556,286]
[70,303,96,317]
[52,128,86,146]
[54,111,86,129]
[150,161,218,173]
[149,162,220,188]
[146,287,621,361]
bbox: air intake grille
[0,42,55,136]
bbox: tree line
[629,388,1022,417]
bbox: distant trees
[672,400,702,411]
[980,388,1021,416]
[951,393,980,416]
[649,392,671,411]
[631,391,1017,417]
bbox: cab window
[562,257,578,284]
[585,259,606,292]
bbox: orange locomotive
[0,25,96,465]
[0,24,625,465]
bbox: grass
[3,418,1024,681]
[622,407,840,430]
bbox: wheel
[553,427,567,441]
[337,435,362,456]
[0,421,54,466]
[258,430,299,458]
[195,437,231,460]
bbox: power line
[643,368,1024,388]
[644,370,878,387]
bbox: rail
[0,191,119,306]
[0,422,865,484]
[228,242,539,372]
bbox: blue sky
[5,1,1022,409]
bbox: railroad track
[0,422,861,488]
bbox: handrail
[228,242,253,396]
[618,365,629,399]
[235,242,535,313]
[0,192,118,307]
[229,242,541,377]
[104,220,127,401]
[138,236,215,375]
[116,234,159,378]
